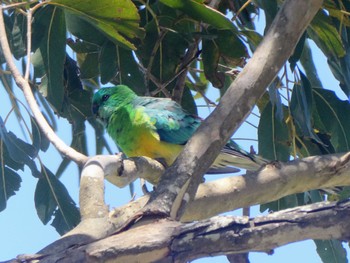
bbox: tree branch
[142,0,324,221]
[9,200,350,263]
[107,151,350,223]
[0,6,88,166]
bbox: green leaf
[214,29,247,63]
[290,71,322,143]
[260,193,302,213]
[0,117,40,177]
[99,41,118,84]
[35,167,80,234]
[10,12,27,60]
[31,117,50,153]
[312,89,350,152]
[307,10,345,59]
[1,142,24,172]
[111,48,145,94]
[0,167,22,212]
[300,39,323,89]
[78,52,99,79]
[160,0,235,31]
[51,204,80,235]
[258,102,290,161]
[240,30,263,52]
[202,39,224,88]
[314,240,347,263]
[181,85,197,115]
[65,12,106,46]
[268,79,284,121]
[49,0,144,50]
[289,33,306,71]
[36,6,66,113]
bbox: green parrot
[92,85,266,174]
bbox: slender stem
[0,6,88,166]
[24,9,32,81]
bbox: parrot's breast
[107,106,183,165]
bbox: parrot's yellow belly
[122,126,183,165]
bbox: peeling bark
[7,200,350,263]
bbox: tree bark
[7,200,350,263]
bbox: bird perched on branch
[92,85,266,175]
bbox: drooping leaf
[35,167,80,234]
[99,41,118,84]
[51,204,81,235]
[202,39,224,88]
[137,14,189,93]
[214,29,247,64]
[289,32,306,71]
[258,102,290,161]
[111,48,145,94]
[31,117,50,153]
[312,88,350,152]
[160,0,236,31]
[181,85,197,115]
[65,12,106,46]
[314,240,347,263]
[9,12,27,60]
[0,117,40,178]
[240,30,263,52]
[201,28,247,88]
[300,38,323,89]
[260,193,304,213]
[0,167,22,212]
[78,52,99,79]
[49,0,144,50]
[328,46,350,98]
[35,5,66,113]
[290,71,322,144]
[267,79,284,121]
[307,10,345,59]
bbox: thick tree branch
[0,6,88,166]
[8,200,350,263]
[144,0,324,220]
[108,151,350,223]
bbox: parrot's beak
[92,103,99,117]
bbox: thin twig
[172,43,199,103]
[24,9,32,81]
[0,5,88,166]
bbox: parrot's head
[92,85,136,126]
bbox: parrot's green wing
[133,97,201,145]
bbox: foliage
[1,0,350,261]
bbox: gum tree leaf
[314,240,347,263]
[0,117,40,178]
[36,6,66,113]
[258,102,290,162]
[312,88,350,152]
[290,71,322,144]
[35,167,80,234]
[160,0,235,30]
[307,10,345,59]
[0,167,22,212]
[49,0,144,50]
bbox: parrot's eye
[102,94,110,102]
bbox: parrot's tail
[207,143,268,174]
